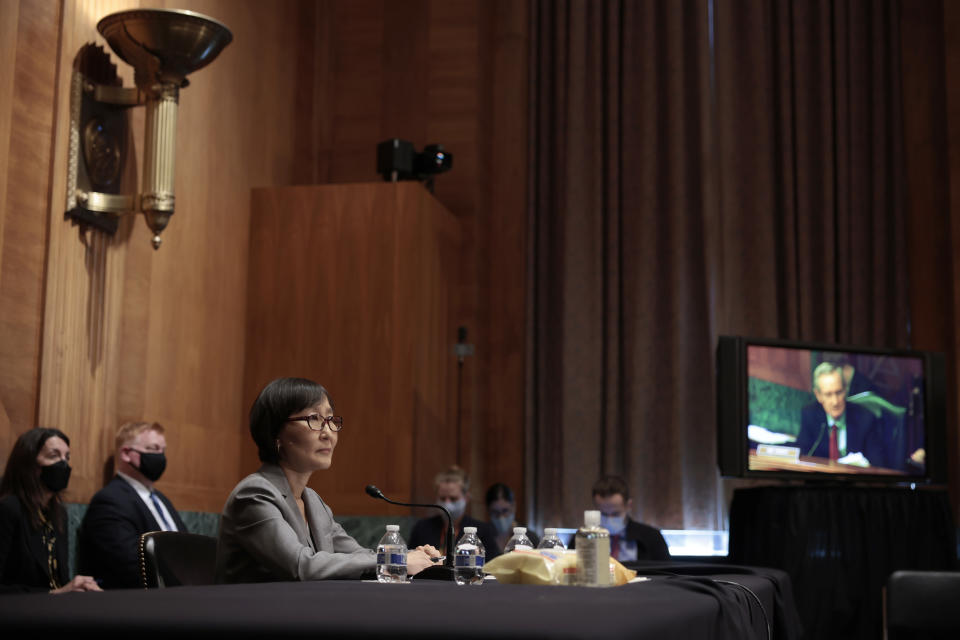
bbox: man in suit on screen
[78,421,186,589]
[796,362,886,467]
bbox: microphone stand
[366,485,457,581]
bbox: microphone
[365,485,457,581]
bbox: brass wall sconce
[66,9,232,249]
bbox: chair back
[884,570,960,639]
[139,531,218,588]
[847,391,906,470]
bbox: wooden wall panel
[293,0,530,522]
[29,0,308,512]
[245,183,461,515]
[0,0,61,466]
[1,0,530,521]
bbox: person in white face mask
[407,465,502,559]
[570,475,670,562]
[484,482,540,551]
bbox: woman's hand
[406,548,441,576]
[415,544,442,560]
[50,575,102,594]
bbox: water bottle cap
[584,510,601,527]
[544,527,557,535]
[513,527,526,534]
[463,526,477,534]
[386,524,399,532]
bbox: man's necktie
[150,491,174,530]
[829,424,839,461]
[610,534,621,560]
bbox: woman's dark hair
[0,427,70,532]
[485,482,515,507]
[250,377,332,464]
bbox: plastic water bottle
[537,527,566,551]
[453,526,485,585]
[575,510,610,587]
[503,526,534,552]
[376,524,408,583]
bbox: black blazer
[78,475,186,589]
[796,402,885,466]
[569,517,671,561]
[0,494,69,593]
[408,514,502,559]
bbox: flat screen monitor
[716,335,947,483]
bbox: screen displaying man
[796,362,885,466]
[78,421,186,589]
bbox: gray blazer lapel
[258,464,313,549]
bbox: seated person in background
[796,362,885,466]
[0,427,101,593]
[79,421,186,589]
[572,475,670,562]
[216,377,438,583]
[408,465,501,559]
[485,482,539,550]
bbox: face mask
[40,460,71,493]
[134,450,167,482]
[601,514,627,534]
[439,498,466,521]
[492,514,514,534]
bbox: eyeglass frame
[285,414,344,432]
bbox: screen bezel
[716,335,947,485]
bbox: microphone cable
[712,578,771,640]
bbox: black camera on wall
[377,139,453,192]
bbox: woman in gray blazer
[215,377,437,583]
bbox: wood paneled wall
[276,0,530,517]
[0,0,326,512]
[0,0,529,519]
[245,183,462,514]
[0,0,61,468]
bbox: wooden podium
[243,182,462,514]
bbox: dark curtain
[526,0,909,532]
[527,0,718,531]
[711,0,907,344]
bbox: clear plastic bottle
[376,524,408,583]
[575,510,610,587]
[503,526,534,552]
[453,526,485,585]
[537,527,566,551]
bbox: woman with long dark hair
[0,427,101,593]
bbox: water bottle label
[455,554,484,568]
[378,550,407,566]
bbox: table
[0,563,800,639]
[748,449,904,474]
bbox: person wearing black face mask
[0,427,102,593]
[78,421,186,589]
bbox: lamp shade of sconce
[65,9,232,249]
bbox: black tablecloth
[729,485,958,640]
[0,565,801,639]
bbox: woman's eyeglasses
[286,414,344,432]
